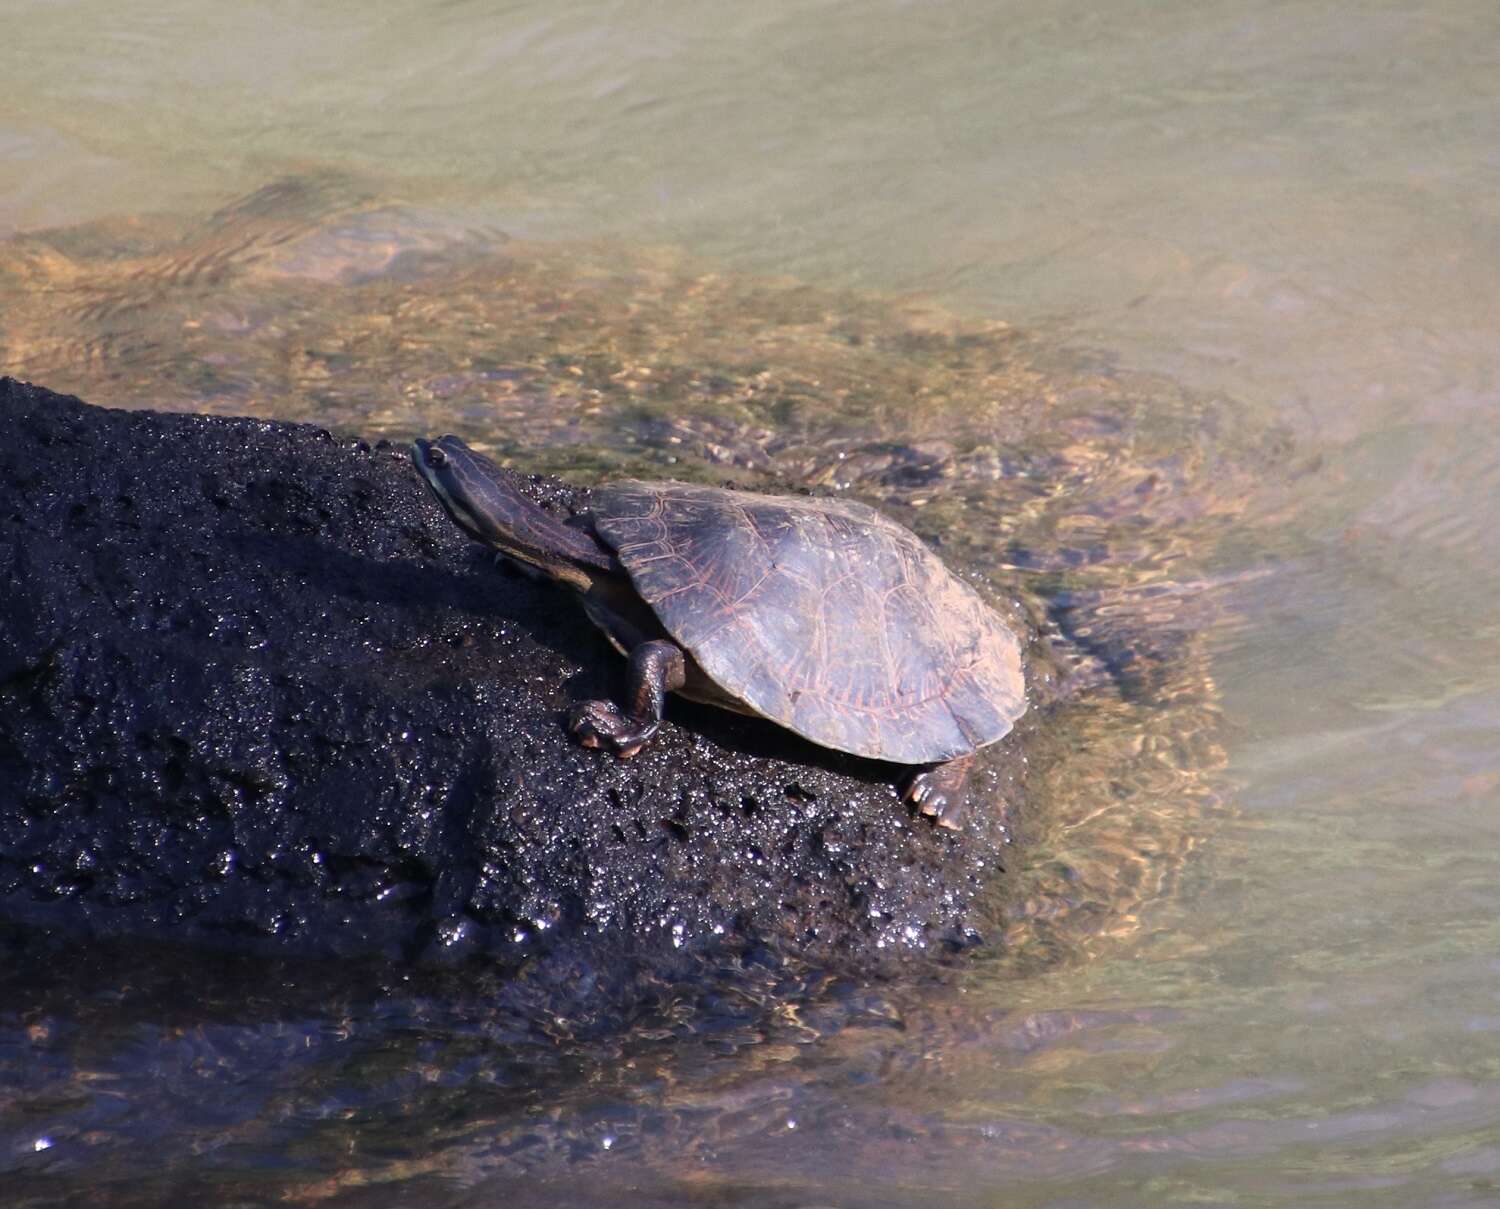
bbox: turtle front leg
[903,754,974,830]
[569,640,686,759]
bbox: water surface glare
[3,1,1500,1206]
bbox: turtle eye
[428,445,448,468]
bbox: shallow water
[3,2,1500,1206]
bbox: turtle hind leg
[570,640,687,759]
[903,754,975,830]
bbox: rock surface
[0,379,1023,966]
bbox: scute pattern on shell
[591,481,1026,764]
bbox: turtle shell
[590,481,1026,764]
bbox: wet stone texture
[0,379,1023,967]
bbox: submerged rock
[0,378,1024,965]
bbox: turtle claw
[902,757,974,830]
[569,699,658,759]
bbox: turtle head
[411,436,518,549]
[411,436,616,590]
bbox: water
[3,1,1500,1205]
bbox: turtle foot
[902,756,974,830]
[569,699,659,759]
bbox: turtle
[411,436,1026,827]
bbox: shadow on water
[1,177,1286,1204]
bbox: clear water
[3,2,1500,1205]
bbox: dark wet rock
[0,379,1024,966]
